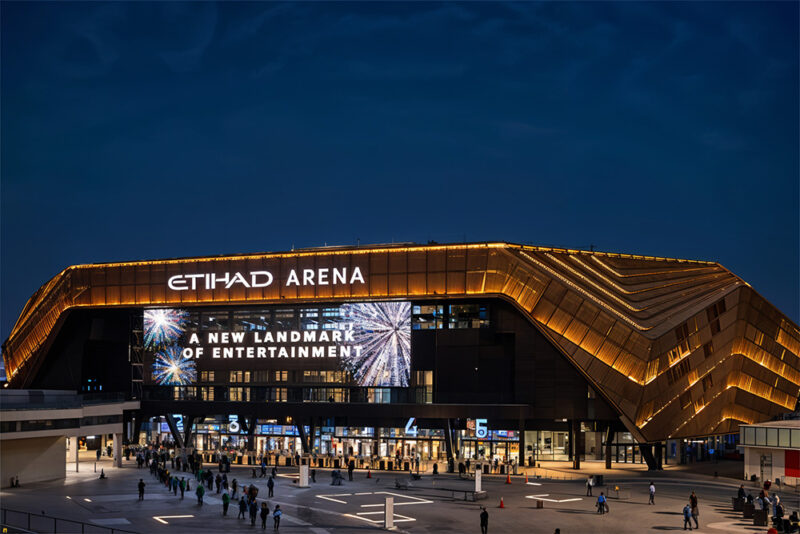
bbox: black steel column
[572,420,581,470]
[567,420,574,462]
[183,416,196,450]
[164,414,185,449]
[639,444,657,470]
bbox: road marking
[525,494,583,503]
[345,512,416,524]
[153,515,194,524]
[361,493,434,507]
[316,494,350,504]
[526,482,542,486]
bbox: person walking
[649,482,655,505]
[348,460,355,481]
[260,502,269,529]
[215,473,222,494]
[249,499,258,526]
[586,476,593,496]
[138,479,145,501]
[232,478,238,499]
[179,477,186,500]
[737,484,746,500]
[238,496,247,519]
[689,491,699,529]
[479,506,489,534]
[172,476,178,496]
[195,482,205,505]
[222,489,230,516]
[596,492,607,514]
[683,503,693,530]
[273,505,282,530]
[267,475,275,498]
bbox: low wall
[0,436,66,488]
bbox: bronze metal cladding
[3,242,798,442]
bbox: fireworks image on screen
[152,345,197,386]
[144,308,189,348]
[338,301,411,387]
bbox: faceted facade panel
[2,242,798,441]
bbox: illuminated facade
[2,242,798,465]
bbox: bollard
[384,496,394,529]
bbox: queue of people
[139,447,285,530]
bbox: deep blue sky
[2,2,798,350]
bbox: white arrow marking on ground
[526,482,542,486]
[153,515,194,524]
[525,494,583,503]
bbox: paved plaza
[1,458,794,533]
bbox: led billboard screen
[143,301,411,388]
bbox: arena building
[3,242,798,470]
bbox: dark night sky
[2,2,798,353]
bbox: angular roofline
[58,240,720,270]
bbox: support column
[183,416,196,452]
[308,419,316,456]
[296,418,310,454]
[68,436,79,472]
[113,433,123,468]
[132,415,143,446]
[245,416,257,452]
[567,421,574,462]
[444,420,455,472]
[518,418,526,467]
[164,414,185,449]
[572,420,581,470]
[605,426,614,469]
[639,444,657,470]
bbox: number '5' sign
[475,418,488,439]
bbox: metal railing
[1,508,139,534]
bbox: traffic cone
[367,469,371,479]
[499,497,505,509]
[525,472,529,484]
[505,473,511,484]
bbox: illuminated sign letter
[350,267,365,284]
[225,272,250,289]
[286,270,300,286]
[250,271,273,288]
[168,275,188,290]
[404,417,418,437]
[475,418,488,439]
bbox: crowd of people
[135,446,284,530]
[737,480,799,531]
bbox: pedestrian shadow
[654,511,683,515]
[651,526,690,531]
